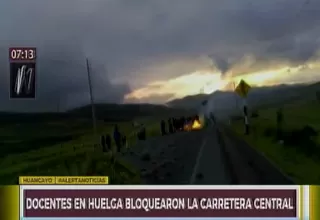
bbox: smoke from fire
[200,91,244,122]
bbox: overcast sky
[0,0,319,111]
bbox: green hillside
[0,103,189,184]
[230,99,320,184]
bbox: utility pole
[233,81,239,110]
[86,58,97,137]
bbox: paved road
[121,124,293,184]
[189,127,232,184]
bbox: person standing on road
[161,120,166,136]
[168,118,173,134]
[210,112,216,125]
[122,135,127,148]
[137,124,146,140]
[105,134,111,152]
[141,124,146,140]
[173,118,178,132]
[113,125,122,152]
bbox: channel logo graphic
[10,62,36,99]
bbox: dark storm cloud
[209,55,230,75]
[0,0,319,110]
[0,46,130,112]
[206,0,320,76]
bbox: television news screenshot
[1,0,320,220]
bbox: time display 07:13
[9,47,36,62]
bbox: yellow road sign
[235,79,251,97]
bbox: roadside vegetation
[0,104,188,184]
[230,99,320,184]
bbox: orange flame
[191,120,202,130]
[184,120,202,131]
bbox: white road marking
[189,134,207,184]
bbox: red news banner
[23,188,297,218]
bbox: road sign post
[235,79,251,135]
[243,105,249,135]
[316,91,320,103]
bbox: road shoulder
[219,124,295,184]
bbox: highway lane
[190,127,232,184]
[121,126,233,184]
[121,123,293,184]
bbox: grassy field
[230,99,320,184]
[0,108,178,184]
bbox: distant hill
[68,103,189,121]
[2,82,319,123]
[166,94,209,110]
[167,82,320,113]
[0,103,189,124]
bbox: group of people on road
[100,123,150,153]
[100,125,127,153]
[160,115,200,136]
